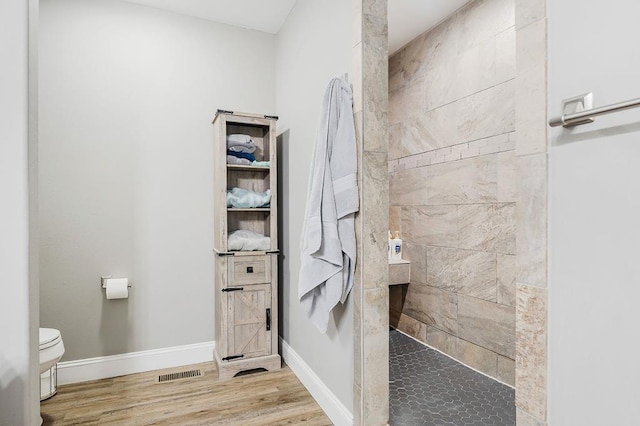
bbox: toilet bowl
[39,328,64,424]
[39,328,65,374]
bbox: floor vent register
[157,369,203,383]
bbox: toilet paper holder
[100,276,132,288]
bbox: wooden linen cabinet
[212,110,281,380]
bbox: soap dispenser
[390,231,403,261]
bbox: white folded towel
[228,229,271,251]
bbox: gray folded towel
[227,134,256,153]
[226,155,252,165]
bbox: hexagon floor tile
[389,328,515,426]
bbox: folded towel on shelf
[228,145,255,154]
[227,150,256,162]
[228,229,271,251]
[226,187,271,209]
[252,160,270,167]
[226,155,252,165]
[227,134,256,153]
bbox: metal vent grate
[157,369,203,383]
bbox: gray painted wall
[275,0,355,412]
[548,0,640,423]
[39,0,276,361]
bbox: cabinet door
[226,284,271,360]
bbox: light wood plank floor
[41,362,332,425]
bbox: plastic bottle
[390,231,403,261]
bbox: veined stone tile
[425,155,498,204]
[497,355,516,387]
[458,294,515,359]
[515,0,546,30]
[363,109,388,153]
[404,283,458,334]
[516,283,547,421]
[455,36,497,101]
[516,408,546,426]
[458,79,516,143]
[362,152,388,289]
[362,12,387,56]
[495,26,516,85]
[401,17,457,80]
[426,247,497,302]
[402,242,427,284]
[517,154,547,286]
[498,254,516,307]
[396,313,427,343]
[426,325,457,358]
[494,203,517,254]
[389,206,401,234]
[388,78,424,126]
[457,0,515,54]
[400,207,414,243]
[398,32,428,83]
[424,58,458,111]
[398,155,418,170]
[497,149,518,202]
[413,205,458,247]
[457,338,498,378]
[389,50,404,92]
[414,101,461,152]
[389,167,428,206]
[362,0,386,22]
[516,18,547,156]
[458,203,516,254]
[363,286,389,425]
[388,122,409,160]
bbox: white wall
[275,0,354,412]
[0,0,38,424]
[39,0,276,360]
[548,1,640,423]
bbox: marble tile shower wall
[388,0,517,386]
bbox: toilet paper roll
[105,278,129,300]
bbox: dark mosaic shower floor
[389,328,516,426]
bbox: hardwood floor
[41,362,332,425]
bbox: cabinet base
[214,350,281,381]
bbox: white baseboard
[57,341,215,385]
[280,338,353,426]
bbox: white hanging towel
[298,77,359,334]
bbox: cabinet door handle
[266,308,271,331]
[221,287,243,292]
[246,266,254,273]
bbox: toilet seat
[39,328,62,350]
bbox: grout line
[390,327,515,390]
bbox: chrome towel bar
[549,92,640,127]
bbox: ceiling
[121,0,470,54]
[122,0,298,34]
[388,0,471,54]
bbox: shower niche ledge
[389,259,410,285]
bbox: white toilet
[39,328,65,399]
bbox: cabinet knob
[246,266,254,273]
